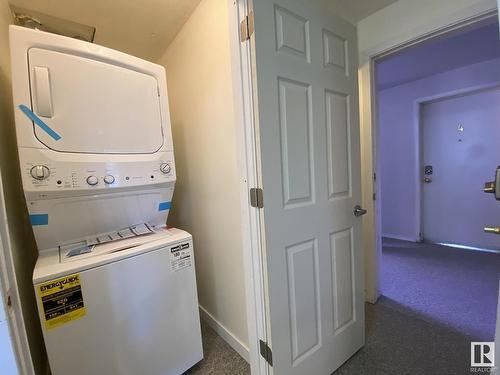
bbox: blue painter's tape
[30,214,49,226]
[18,105,62,141]
[158,201,172,211]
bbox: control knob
[30,165,50,180]
[160,163,171,174]
[104,175,115,184]
[86,175,99,186]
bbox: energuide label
[37,273,86,330]
[170,242,192,271]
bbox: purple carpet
[381,238,500,341]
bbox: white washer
[33,228,203,375]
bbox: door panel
[278,77,314,207]
[422,88,500,250]
[326,91,351,199]
[251,0,364,373]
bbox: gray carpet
[381,238,500,340]
[336,239,499,374]
[335,298,477,375]
[184,322,250,375]
[187,239,500,374]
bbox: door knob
[484,226,500,234]
[354,205,367,217]
[423,177,432,183]
[484,166,500,200]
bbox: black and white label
[170,242,191,271]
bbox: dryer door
[27,48,164,154]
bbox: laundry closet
[0,0,249,373]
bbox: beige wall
[158,0,248,351]
[0,1,47,373]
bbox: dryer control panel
[20,148,175,199]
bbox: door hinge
[373,192,376,201]
[250,188,264,208]
[259,339,273,366]
[240,11,254,42]
[6,290,12,308]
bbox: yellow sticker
[37,274,86,330]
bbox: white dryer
[9,25,203,374]
[10,25,176,250]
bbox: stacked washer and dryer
[9,25,203,374]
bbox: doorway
[0,281,18,375]
[374,16,500,342]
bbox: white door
[250,0,364,373]
[422,88,500,251]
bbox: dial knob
[30,165,50,180]
[103,175,115,184]
[160,163,171,174]
[86,175,99,186]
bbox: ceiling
[9,0,202,61]
[321,0,398,24]
[376,20,500,90]
[8,0,396,61]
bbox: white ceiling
[9,0,396,61]
[9,0,202,61]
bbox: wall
[378,58,500,241]
[157,0,249,357]
[357,0,497,302]
[0,1,47,373]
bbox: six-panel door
[251,0,364,374]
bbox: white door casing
[250,0,364,373]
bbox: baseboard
[382,233,417,242]
[198,305,250,363]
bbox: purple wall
[377,58,500,241]
[376,22,500,90]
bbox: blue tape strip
[30,214,49,226]
[158,201,172,211]
[18,105,61,141]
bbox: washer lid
[27,48,164,154]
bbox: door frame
[0,172,35,375]
[228,0,269,374]
[363,7,499,302]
